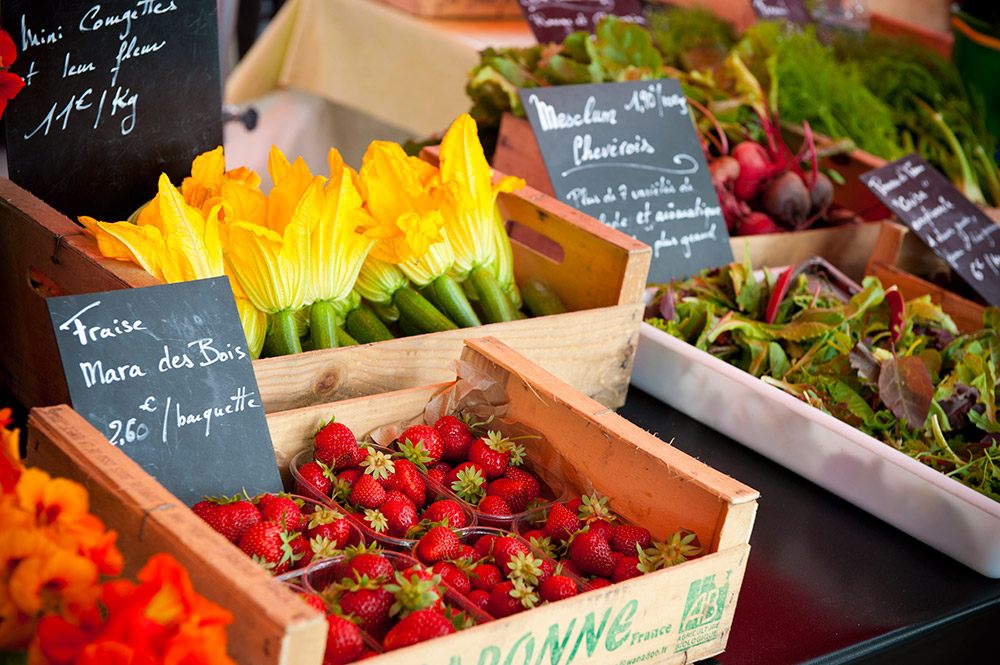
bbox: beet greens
[646,258,1000,501]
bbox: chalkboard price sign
[46,277,282,506]
[749,0,813,24]
[519,79,734,283]
[516,0,647,44]
[2,0,223,224]
[860,154,1000,307]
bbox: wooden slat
[26,405,327,665]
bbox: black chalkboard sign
[2,0,223,223]
[516,0,647,44]
[860,154,1000,307]
[46,277,282,506]
[519,79,734,283]
[749,0,813,24]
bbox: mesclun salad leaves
[644,255,1000,501]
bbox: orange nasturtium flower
[0,30,25,119]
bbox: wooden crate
[0,168,650,412]
[370,0,522,18]
[28,337,758,665]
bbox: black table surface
[618,385,1000,665]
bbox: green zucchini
[264,309,303,356]
[522,278,568,317]
[346,307,396,343]
[393,286,458,333]
[468,266,513,323]
[429,274,481,328]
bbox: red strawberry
[323,613,364,665]
[339,579,394,640]
[492,536,530,574]
[539,575,578,603]
[290,533,313,569]
[381,499,419,538]
[455,545,478,565]
[297,591,327,613]
[434,415,475,462]
[422,499,468,528]
[611,556,644,583]
[414,525,461,564]
[383,490,415,507]
[238,521,298,574]
[468,431,513,479]
[382,459,426,508]
[537,558,555,583]
[350,474,387,510]
[426,461,452,486]
[502,467,540,499]
[193,496,261,544]
[587,577,614,591]
[349,552,394,581]
[544,503,582,542]
[569,531,616,578]
[261,495,303,532]
[472,534,498,560]
[443,462,487,503]
[314,420,360,470]
[588,519,616,543]
[382,608,455,651]
[486,580,537,618]
[470,563,502,592]
[467,589,490,612]
[486,477,530,513]
[611,525,653,555]
[397,425,445,466]
[478,495,512,517]
[432,561,471,596]
[296,459,335,497]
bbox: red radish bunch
[296,422,471,542]
[193,492,357,575]
[310,547,483,652]
[518,493,704,586]
[412,529,582,618]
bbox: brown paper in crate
[366,360,593,498]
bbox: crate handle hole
[29,266,67,298]
[505,220,565,264]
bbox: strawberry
[543,503,582,543]
[349,552,394,581]
[193,495,260,544]
[444,462,487,503]
[486,477,530,513]
[502,466,540,498]
[469,563,502,592]
[339,578,394,640]
[296,459,335,498]
[486,580,537,618]
[382,608,455,651]
[587,577,614,590]
[238,521,299,574]
[432,562,471,596]
[381,459,425,508]
[478,495,512,517]
[611,525,653,555]
[434,415,475,462]
[290,533,313,569]
[425,466,448,486]
[611,556,644,583]
[350,474,387,510]
[297,591,327,614]
[397,425,445,466]
[503,550,545,585]
[472,534,498,560]
[466,589,490,612]
[414,525,461,564]
[261,495,303,532]
[382,489,414,507]
[588,519,616,543]
[455,545,478,565]
[422,499,468,528]
[539,575,578,603]
[468,431,513,479]
[492,536,530,574]
[569,531,616,578]
[314,420,360,470]
[537,558,555,583]
[323,613,364,665]
[381,498,419,538]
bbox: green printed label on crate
[675,571,730,652]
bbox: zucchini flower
[358,141,479,328]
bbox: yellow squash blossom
[181,146,262,215]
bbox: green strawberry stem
[430,274,482,328]
[265,309,302,356]
[309,299,340,349]
[393,286,458,333]
[469,266,513,323]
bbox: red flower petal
[0,30,16,68]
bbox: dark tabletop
[618,385,1000,665]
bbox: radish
[808,172,834,213]
[731,142,782,201]
[738,212,782,235]
[709,155,740,186]
[760,171,810,228]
